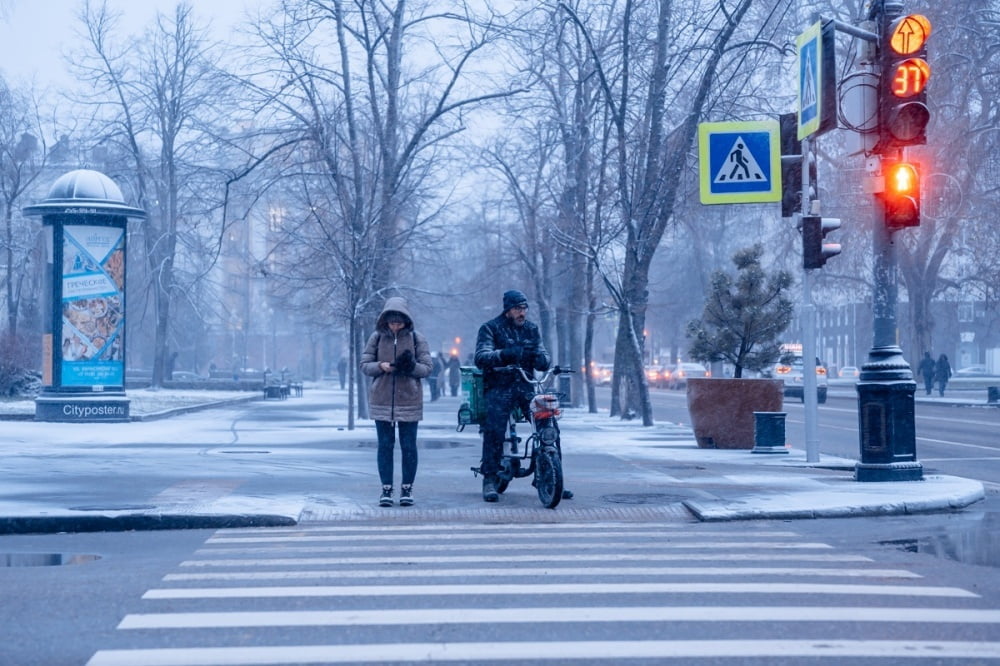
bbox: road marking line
[143,582,974,600]
[916,439,1000,452]
[87,640,1000,665]
[179,552,873,567]
[195,541,834,555]
[117,606,1000,629]
[163,566,920,581]
[921,456,1000,462]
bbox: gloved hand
[394,349,416,375]
[500,345,523,364]
[522,343,537,369]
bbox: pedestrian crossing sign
[698,120,781,205]
[797,21,822,139]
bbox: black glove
[522,343,537,369]
[500,345,523,364]
[394,349,416,375]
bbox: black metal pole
[854,0,922,481]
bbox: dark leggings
[376,420,418,486]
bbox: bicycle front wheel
[534,446,563,509]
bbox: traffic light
[779,113,802,218]
[882,161,920,228]
[802,215,842,270]
[878,14,931,151]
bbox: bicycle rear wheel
[534,446,563,508]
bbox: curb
[0,513,296,535]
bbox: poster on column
[61,225,125,387]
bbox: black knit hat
[502,290,528,312]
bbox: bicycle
[458,365,572,509]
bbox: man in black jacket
[475,290,571,502]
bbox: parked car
[667,362,709,389]
[955,364,993,376]
[764,356,828,403]
[839,365,860,379]
[591,363,613,385]
[169,371,205,381]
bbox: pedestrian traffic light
[878,14,931,151]
[779,113,802,218]
[881,161,920,228]
[802,215,841,270]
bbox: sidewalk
[0,385,986,534]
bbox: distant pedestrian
[447,353,462,397]
[934,354,952,397]
[337,357,347,390]
[360,297,432,507]
[429,352,442,402]
[917,351,935,396]
[166,351,178,380]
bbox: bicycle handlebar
[499,365,574,384]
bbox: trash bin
[558,374,572,404]
[751,411,788,454]
[988,387,999,404]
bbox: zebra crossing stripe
[194,541,835,555]
[86,640,1000,666]
[206,530,801,543]
[179,552,871,567]
[163,565,921,581]
[142,582,975,600]
[217,522,696,534]
[118,606,1000,629]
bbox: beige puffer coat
[360,297,432,422]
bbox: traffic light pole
[854,0,922,481]
[855,184,921,481]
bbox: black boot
[482,476,499,502]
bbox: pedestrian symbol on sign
[698,120,781,204]
[714,137,767,183]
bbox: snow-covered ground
[0,388,255,417]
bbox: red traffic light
[887,162,917,195]
[882,162,921,229]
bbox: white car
[765,356,828,403]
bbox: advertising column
[24,169,146,423]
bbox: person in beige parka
[360,297,432,506]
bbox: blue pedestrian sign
[797,21,822,139]
[698,120,781,205]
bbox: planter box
[686,377,783,449]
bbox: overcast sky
[0,0,249,87]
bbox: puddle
[2,553,101,567]
[880,512,1000,568]
[602,493,690,505]
[68,504,156,511]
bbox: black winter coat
[474,314,550,391]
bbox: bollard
[751,411,788,454]
[988,387,999,404]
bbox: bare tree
[557,0,755,424]
[239,0,522,426]
[0,77,44,339]
[71,0,232,385]
[897,0,1000,360]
